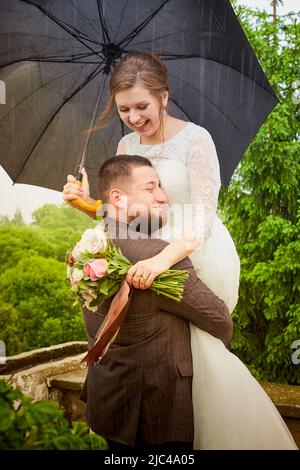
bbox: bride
[63,52,297,450]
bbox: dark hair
[97,155,153,202]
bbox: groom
[82,155,232,451]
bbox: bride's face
[115,84,168,137]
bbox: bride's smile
[115,84,168,143]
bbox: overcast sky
[1,0,299,223]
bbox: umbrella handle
[71,196,102,214]
[72,168,102,215]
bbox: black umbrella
[0,0,279,197]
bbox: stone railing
[0,342,88,421]
[1,342,299,447]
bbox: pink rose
[83,259,108,281]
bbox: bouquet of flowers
[67,218,189,313]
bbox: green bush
[0,379,107,450]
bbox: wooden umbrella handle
[71,169,102,214]
[71,194,102,214]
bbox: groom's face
[125,165,169,231]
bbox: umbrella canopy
[0,0,279,196]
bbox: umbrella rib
[97,0,110,45]
[124,31,187,49]
[0,56,103,69]
[28,51,102,64]
[0,58,36,70]
[105,117,125,150]
[155,54,205,60]
[123,48,203,61]
[117,0,171,49]
[168,72,250,142]
[164,57,278,103]
[68,0,101,40]
[0,64,89,122]
[79,73,109,169]
[14,64,104,181]
[31,59,102,64]
[0,30,102,58]
[115,0,130,40]
[21,0,100,56]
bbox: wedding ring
[142,274,148,280]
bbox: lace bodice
[119,122,221,247]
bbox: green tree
[31,203,95,231]
[10,208,25,227]
[0,226,55,270]
[0,208,25,227]
[0,256,85,354]
[0,297,25,355]
[220,3,300,383]
[31,204,96,261]
[0,204,95,354]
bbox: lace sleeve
[186,127,221,247]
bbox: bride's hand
[63,168,96,211]
[126,254,171,290]
[63,167,93,204]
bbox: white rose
[72,268,84,282]
[94,224,107,253]
[72,242,82,260]
[77,225,107,255]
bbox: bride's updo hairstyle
[94,52,169,133]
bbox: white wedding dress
[119,122,297,450]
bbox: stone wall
[1,342,299,448]
[0,342,88,402]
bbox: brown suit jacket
[82,218,232,447]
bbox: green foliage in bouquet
[0,379,107,450]
[67,220,189,312]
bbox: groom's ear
[109,188,127,208]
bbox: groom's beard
[132,211,167,235]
